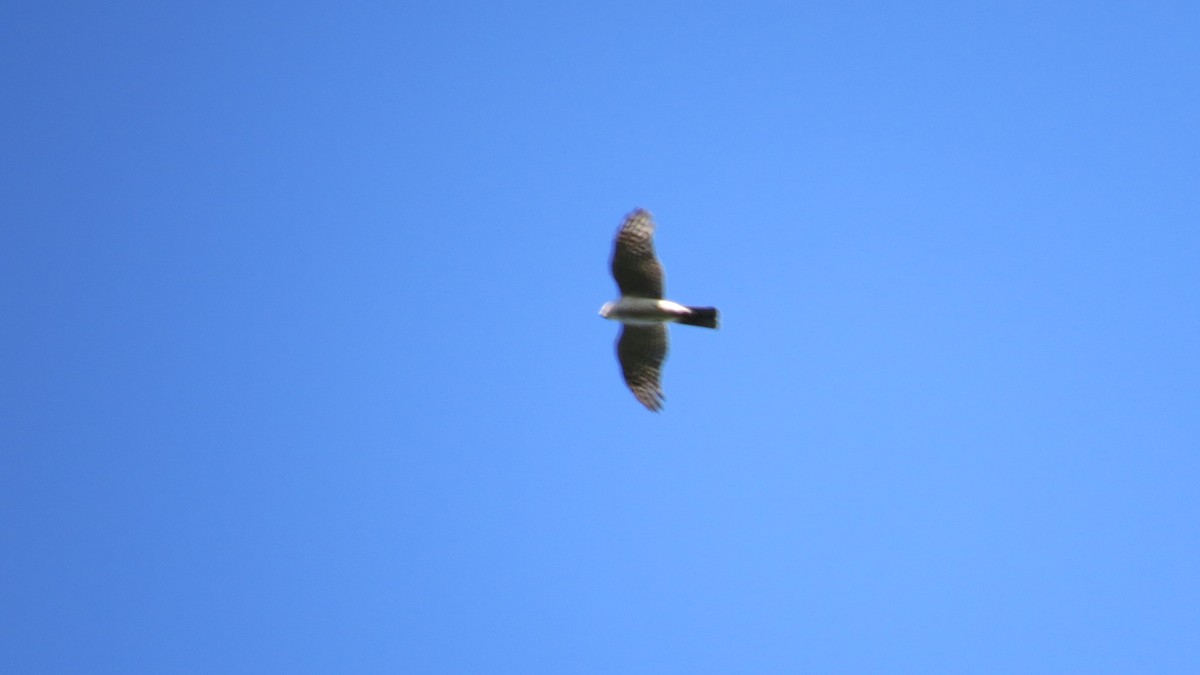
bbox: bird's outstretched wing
[617,324,668,412]
[611,208,665,299]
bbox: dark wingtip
[637,392,664,412]
[631,386,664,412]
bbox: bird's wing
[617,324,668,412]
[610,208,665,299]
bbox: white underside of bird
[599,297,694,325]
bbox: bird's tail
[679,306,719,329]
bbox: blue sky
[3,1,1198,672]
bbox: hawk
[599,208,719,411]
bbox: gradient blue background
[3,2,1198,672]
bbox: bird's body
[600,298,713,326]
[600,208,719,411]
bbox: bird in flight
[599,208,719,411]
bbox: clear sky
[3,1,1198,672]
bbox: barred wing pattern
[610,209,665,299]
[617,324,668,412]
